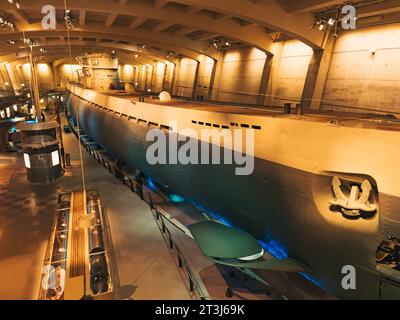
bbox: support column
[191,61,200,100]
[162,63,168,92]
[301,36,336,110]
[1,65,13,93]
[209,50,225,101]
[265,42,284,106]
[0,67,5,86]
[51,63,60,89]
[171,58,181,96]
[207,58,217,100]
[4,64,16,93]
[257,54,273,106]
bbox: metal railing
[68,120,209,300]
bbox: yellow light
[37,63,49,74]
[124,64,133,73]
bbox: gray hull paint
[68,93,400,299]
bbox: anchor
[330,176,377,217]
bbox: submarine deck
[80,88,400,132]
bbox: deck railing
[68,120,209,300]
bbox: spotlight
[166,51,179,58]
[24,38,37,47]
[64,9,74,29]
[209,38,233,50]
[0,15,15,31]
[328,18,335,26]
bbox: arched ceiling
[0,0,398,65]
[0,44,169,66]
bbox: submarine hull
[67,90,400,299]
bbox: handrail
[67,119,209,300]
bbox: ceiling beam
[105,13,118,27]
[0,26,207,60]
[250,0,276,4]
[129,17,147,29]
[154,0,170,9]
[0,42,168,65]
[153,21,174,32]
[171,0,325,49]
[175,26,198,36]
[196,33,219,41]
[284,0,343,14]
[1,0,276,53]
[79,9,86,26]
[8,9,30,25]
[356,0,400,18]
[186,6,202,14]
[216,14,232,21]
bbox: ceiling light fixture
[64,9,74,29]
[0,15,15,31]
[208,38,233,50]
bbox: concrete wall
[267,40,313,106]
[173,57,198,98]
[13,62,57,91]
[152,61,166,92]
[35,63,56,90]
[58,64,82,88]
[321,23,400,114]
[212,47,267,105]
[0,66,12,91]
[163,61,175,93]
[6,63,21,92]
[51,22,400,114]
[118,64,135,83]
[194,54,214,100]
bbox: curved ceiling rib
[0,29,194,62]
[0,0,275,53]
[0,23,214,61]
[171,0,325,49]
[0,48,167,67]
[0,43,170,65]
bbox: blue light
[26,118,38,124]
[299,272,326,290]
[189,200,234,228]
[146,177,158,192]
[208,212,234,228]
[258,239,288,260]
[169,194,185,203]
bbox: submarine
[66,82,400,300]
